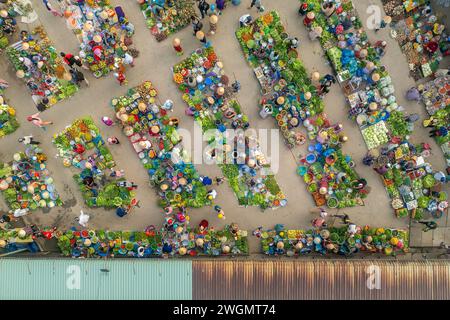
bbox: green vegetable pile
[53,117,133,209]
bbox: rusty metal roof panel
[192,260,450,300]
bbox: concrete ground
[0,0,448,253]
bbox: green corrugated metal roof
[0,259,192,300]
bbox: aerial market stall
[138,0,196,42]
[111,81,212,215]
[53,117,135,209]
[0,92,19,138]
[259,224,409,256]
[0,145,62,214]
[236,11,368,208]
[56,223,249,258]
[62,0,138,78]
[382,0,448,80]
[419,75,450,168]
[0,227,41,254]
[0,1,19,50]
[172,46,286,209]
[6,26,78,106]
[300,0,447,218]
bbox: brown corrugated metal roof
[193,260,450,300]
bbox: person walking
[114,70,127,86]
[374,40,387,57]
[116,181,138,190]
[36,97,50,112]
[123,51,135,67]
[198,0,210,19]
[208,14,218,35]
[347,223,357,235]
[429,126,448,138]
[299,2,309,15]
[319,83,331,95]
[333,213,351,225]
[208,3,218,16]
[406,87,421,101]
[101,116,114,126]
[0,78,9,90]
[70,68,89,87]
[214,205,226,219]
[60,51,77,68]
[43,0,64,17]
[239,14,253,27]
[215,176,225,185]
[322,74,336,85]
[191,16,203,36]
[27,112,53,130]
[73,55,84,68]
[107,136,120,145]
[110,169,125,178]
[310,207,328,219]
[18,135,40,145]
[438,242,450,258]
[200,175,212,186]
[417,220,438,232]
[374,15,391,32]
[248,0,264,12]
[76,210,90,228]
[312,217,327,228]
[206,189,218,200]
[172,38,184,56]
[216,0,226,14]
[196,30,208,44]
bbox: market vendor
[1,18,16,35]
[429,125,449,138]
[405,87,420,101]
[214,205,225,219]
[121,19,135,35]
[191,16,203,36]
[269,50,279,61]
[286,37,299,49]
[374,40,387,57]
[239,14,252,27]
[82,175,96,188]
[206,189,217,200]
[116,181,138,190]
[309,26,322,41]
[352,178,367,190]
[20,30,32,42]
[424,40,439,54]
[91,44,104,61]
[298,2,309,16]
[321,2,336,18]
[162,99,174,111]
[73,143,85,154]
[342,16,353,31]
[18,57,33,71]
[139,139,152,150]
[199,220,209,233]
[303,12,315,27]
[439,41,449,57]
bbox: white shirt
[239,14,252,26]
[14,208,30,217]
[21,135,33,145]
[348,223,357,235]
[319,209,328,219]
[78,210,89,227]
[208,189,218,199]
[123,53,133,65]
